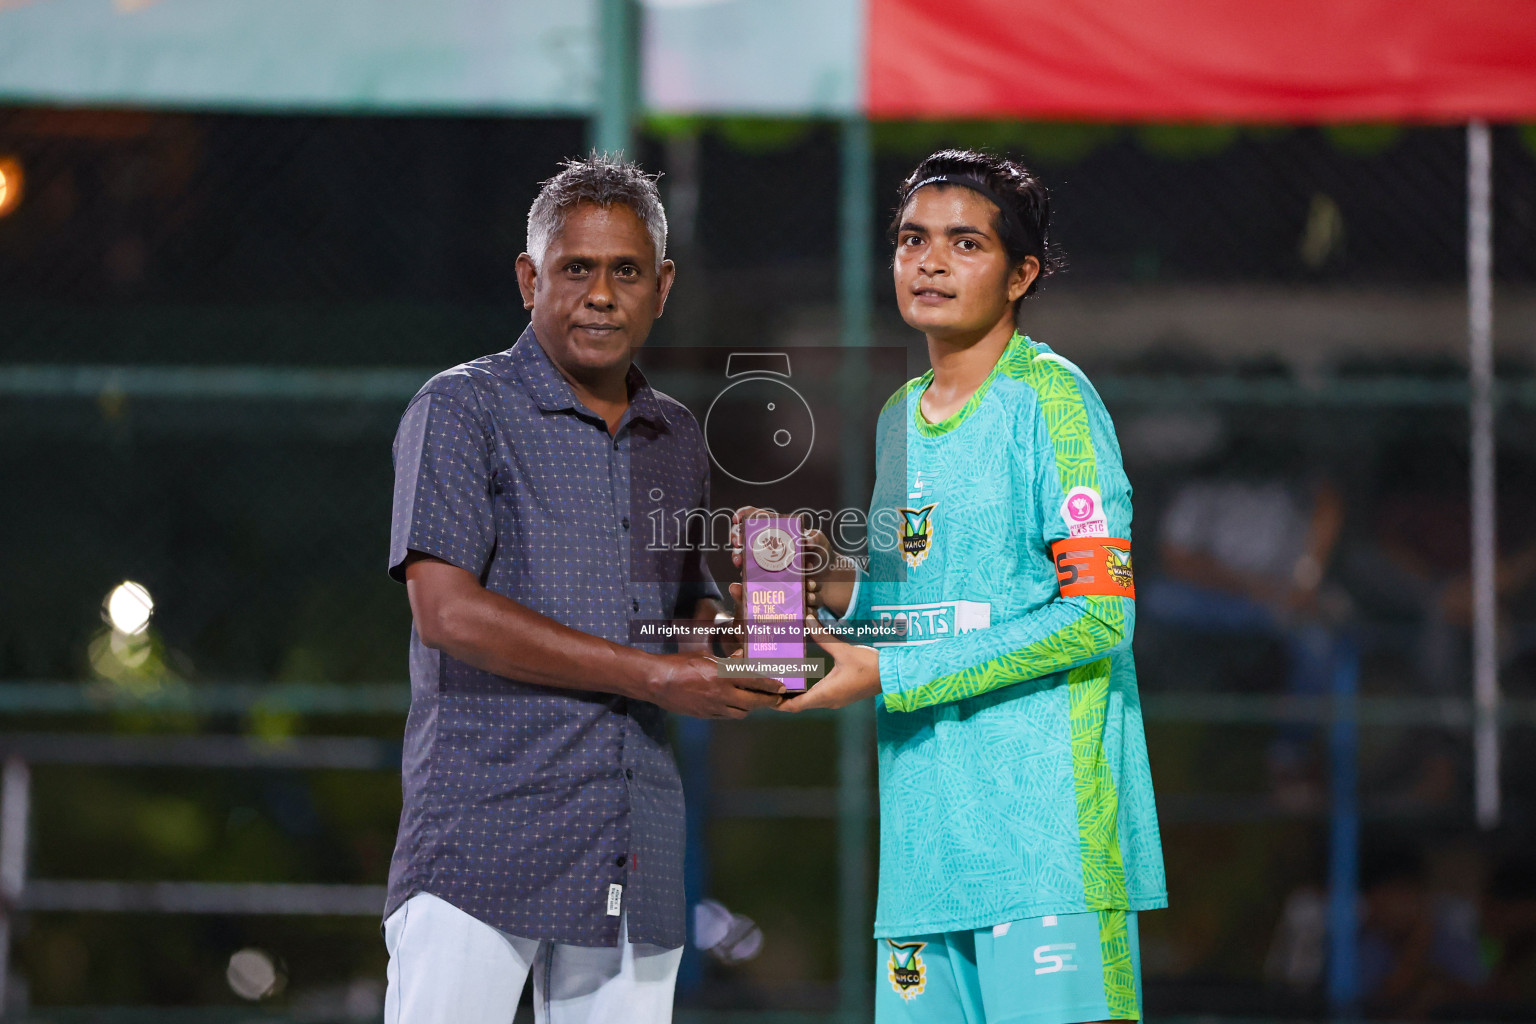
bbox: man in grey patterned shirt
[383,155,782,1023]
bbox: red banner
[867,0,1536,121]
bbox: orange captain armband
[1051,537,1136,599]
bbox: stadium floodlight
[104,581,154,636]
[226,947,283,1000]
[0,157,21,218]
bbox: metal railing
[0,685,874,1020]
[4,364,1536,409]
[1,678,1533,1017]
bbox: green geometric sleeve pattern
[1097,909,1141,1018]
[1071,657,1129,909]
[880,595,1127,712]
[1023,341,1133,912]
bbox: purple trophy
[742,516,807,692]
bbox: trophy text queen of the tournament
[741,516,807,692]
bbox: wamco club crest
[886,940,927,1000]
[898,504,937,569]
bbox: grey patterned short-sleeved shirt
[384,326,718,949]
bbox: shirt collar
[511,326,671,431]
[623,362,671,430]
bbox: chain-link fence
[2,109,1535,1019]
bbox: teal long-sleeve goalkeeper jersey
[848,332,1166,938]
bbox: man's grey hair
[526,153,668,273]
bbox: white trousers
[383,892,682,1024]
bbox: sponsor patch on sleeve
[1052,537,1135,598]
[1060,486,1109,537]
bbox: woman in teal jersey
[736,150,1166,1024]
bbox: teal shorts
[876,910,1142,1024]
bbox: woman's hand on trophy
[799,529,834,608]
[776,614,881,712]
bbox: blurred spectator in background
[1267,840,1500,1017]
[1264,883,1328,996]
[1341,441,1536,814]
[1144,446,1346,807]
[1157,473,1344,619]
[1347,439,1536,693]
[1484,853,1536,1008]
[1356,841,1492,1019]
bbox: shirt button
[621,517,631,531]
[616,855,627,867]
[632,598,640,612]
[625,768,634,779]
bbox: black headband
[902,174,1035,251]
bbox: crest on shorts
[886,940,928,1000]
[898,504,937,569]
